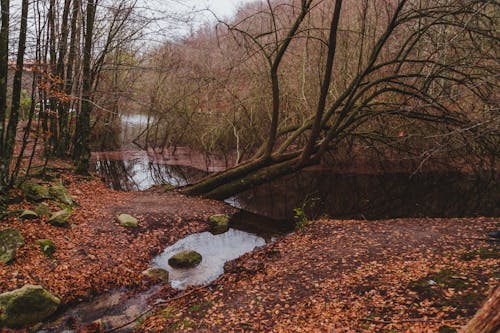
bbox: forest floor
[137,217,499,333]
[1,166,499,332]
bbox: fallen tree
[180,0,498,199]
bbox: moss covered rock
[36,239,55,256]
[0,229,24,264]
[117,214,138,228]
[47,209,71,227]
[0,284,60,328]
[49,185,73,206]
[209,214,230,235]
[35,203,51,217]
[19,210,38,220]
[20,182,51,202]
[168,250,202,268]
[142,267,169,283]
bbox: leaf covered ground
[138,217,499,333]
[0,172,233,305]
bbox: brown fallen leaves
[0,172,233,309]
[138,217,499,333]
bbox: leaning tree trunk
[461,286,500,333]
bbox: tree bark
[74,0,96,174]
[0,0,9,190]
[462,286,500,333]
[3,0,29,182]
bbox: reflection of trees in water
[94,158,208,191]
[235,172,499,220]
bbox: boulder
[168,250,202,268]
[36,239,56,256]
[19,210,38,220]
[0,229,24,264]
[35,203,51,217]
[142,268,169,283]
[20,181,51,202]
[49,185,73,206]
[209,214,230,235]
[47,209,71,227]
[0,284,60,328]
[117,214,138,228]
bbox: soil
[0,173,234,305]
[138,217,500,332]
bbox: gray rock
[117,214,138,228]
[0,228,24,264]
[0,284,60,328]
[209,214,230,235]
[168,250,202,268]
[20,181,51,202]
[142,268,169,283]
[19,210,38,220]
[47,209,71,227]
[49,185,73,206]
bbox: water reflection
[232,171,499,220]
[152,229,266,290]
[92,151,208,191]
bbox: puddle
[152,229,266,290]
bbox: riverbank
[138,217,499,332]
[0,173,233,306]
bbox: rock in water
[36,239,56,256]
[142,268,169,283]
[47,209,71,227]
[168,250,202,268]
[20,182,51,202]
[209,214,230,235]
[117,214,139,228]
[0,229,24,264]
[49,185,73,206]
[0,285,60,328]
[19,210,38,220]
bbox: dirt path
[138,217,499,332]
[0,177,234,304]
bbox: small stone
[0,284,60,328]
[117,214,139,228]
[19,210,38,220]
[142,268,169,283]
[36,239,56,256]
[49,185,74,205]
[168,250,202,268]
[47,209,71,227]
[0,229,24,264]
[209,214,230,235]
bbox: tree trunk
[74,0,96,174]
[462,286,500,333]
[0,0,9,191]
[3,0,29,182]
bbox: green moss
[438,326,457,333]
[478,247,500,259]
[209,214,230,235]
[188,303,203,313]
[0,228,24,264]
[0,285,60,328]
[117,214,139,228]
[49,185,74,206]
[161,306,177,318]
[47,209,71,227]
[34,203,51,217]
[20,182,51,202]
[36,239,56,256]
[168,250,202,268]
